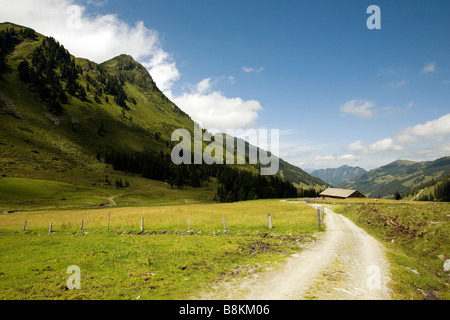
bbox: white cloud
[438,143,450,154]
[314,155,336,161]
[422,62,436,73]
[347,138,402,154]
[369,138,402,153]
[347,140,366,152]
[242,66,264,73]
[397,113,450,142]
[340,99,375,118]
[167,79,263,130]
[195,78,212,94]
[339,154,360,161]
[347,113,450,157]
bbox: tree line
[17,36,83,114]
[215,165,298,202]
[101,149,304,202]
[83,61,129,109]
[417,176,450,202]
[102,150,216,189]
[403,177,441,198]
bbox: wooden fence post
[317,207,323,229]
[223,215,226,231]
[141,217,144,231]
[49,222,53,234]
[22,221,27,231]
[107,212,110,231]
[268,213,273,229]
[188,216,191,231]
[80,220,84,231]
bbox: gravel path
[199,204,392,300]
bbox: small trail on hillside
[197,205,392,300]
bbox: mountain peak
[311,166,367,186]
[390,159,417,166]
[103,54,137,66]
[100,54,159,92]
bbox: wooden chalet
[320,188,366,200]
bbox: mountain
[339,157,450,198]
[0,22,325,208]
[311,165,367,186]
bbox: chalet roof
[319,188,364,198]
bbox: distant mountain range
[310,165,367,186]
[338,157,450,198]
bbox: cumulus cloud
[1,0,264,128]
[346,138,402,154]
[340,99,375,118]
[347,140,366,152]
[369,138,403,153]
[422,62,436,73]
[396,113,450,144]
[195,78,212,94]
[339,154,360,161]
[347,113,450,156]
[168,78,263,130]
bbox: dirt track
[199,204,392,300]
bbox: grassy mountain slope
[0,22,325,210]
[311,165,367,186]
[339,157,450,199]
[403,174,450,202]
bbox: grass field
[0,200,320,300]
[0,176,218,212]
[318,198,450,300]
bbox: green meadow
[0,199,319,300]
[0,176,218,212]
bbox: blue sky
[2,0,450,170]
